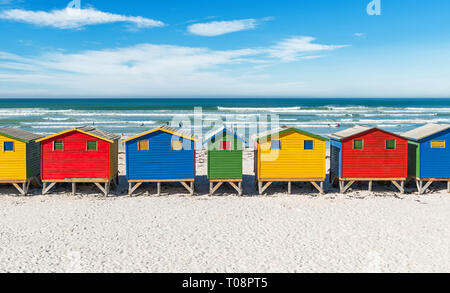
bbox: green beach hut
[204,127,247,196]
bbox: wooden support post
[210,182,223,196]
[180,181,194,195]
[190,181,194,196]
[209,182,213,196]
[260,182,272,195]
[416,180,422,194]
[72,182,76,196]
[368,181,373,192]
[238,181,243,196]
[229,182,241,195]
[320,181,324,195]
[42,182,56,195]
[339,181,344,193]
[12,183,26,196]
[258,181,263,195]
[448,181,450,193]
[421,181,433,194]
[340,181,355,194]
[311,182,324,195]
[157,182,161,196]
[128,182,132,196]
[391,181,405,194]
[288,181,292,195]
[128,182,142,196]
[104,182,110,197]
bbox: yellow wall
[0,135,27,181]
[258,130,326,180]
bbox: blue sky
[0,0,449,98]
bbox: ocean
[0,98,449,139]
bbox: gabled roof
[122,124,198,143]
[402,123,450,141]
[252,126,328,142]
[0,127,41,143]
[36,126,120,143]
[203,127,247,145]
[329,125,407,141]
[328,125,372,140]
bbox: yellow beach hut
[253,126,328,195]
[0,127,41,195]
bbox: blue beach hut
[122,125,198,196]
[402,123,450,194]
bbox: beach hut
[253,126,328,195]
[329,126,409,193]
[0,127,41,195]
[203,127,247,196]
[122,125,197,196]
[402,123,450,194]
[36,126,120,196]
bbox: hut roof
[203,127,247,145]
[402,123,450,141]
[252,126,328,142]
[329,125,406,141]
[36,126,120,143]
[122,124,198,143]
[0,126,41,143]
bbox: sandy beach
[0,150,449,273]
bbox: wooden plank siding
[125,131,195,180]
[419,128,450,178]
[207,132,243,180]
[41,131,111,180]
[109,140,119,178]
[257,130,327,180]
[26,141,41,179]
[340,129,408,179]
[0,134,27,181]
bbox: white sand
[0,150,449,273]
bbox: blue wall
[420,128,450,178]
[125,131,195,180]
[330,139,341,178]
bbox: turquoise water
[0,98,449,136]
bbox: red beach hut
[329,126,409,193]
[36,126,120,196]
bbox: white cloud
[0,36,350,97]
[0,7,164,29]
[267,36,349,61]
[354,32,366,38]
[187,19,259,37]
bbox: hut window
[431,141,446,149]
[87,141,97,151]
[304,140,314,150]
[353,140,363,150]
[385,140,396,150]
[3,141,14,152]
[172,139,183,151]
[53,141,64,151]
[271,140,281,150]
[138,140,149,151]
[220,141,231,151]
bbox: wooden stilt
[72,182,76,196]
[258,181,263,195]
[288,181,292,194]
[368,181,373,192]
[128,182,142,196]
[209,182,213,196]
[340,181,355,193]
[310,181,325,195]
[157,182,161,196]
[238,181,243,196]
[180,181,194,195]
[42,182,56,195]
[448,181,450,193]
[12,183,26,196]
[391,181,405,194]
[190,181,194,196]
[421,181,433,194]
